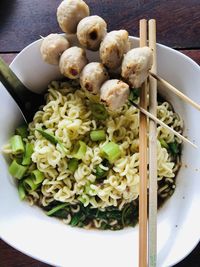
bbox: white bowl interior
[0,37,200,267]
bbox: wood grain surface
[0,0,200,52]
[0,0,199,266]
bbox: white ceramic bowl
[0,37,200,267]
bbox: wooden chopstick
[139,19,148,267]
[149,71,200,111]
[148,19,157,267]
[130,101,197,148]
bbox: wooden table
[0,0,200,266]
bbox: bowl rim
[1,35,200,267]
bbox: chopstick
[149,71,200,111]
[130,100,197,148]
[148,19,157,267]
[139,19,148,267]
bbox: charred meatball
[40,34,70,65]
[59,46,88,79]
[100,79,130,110]
[99,30,130,69]
[80,62,109,94]
[57,0,90,34]
[77,15,107,51]
[121,47,153,88]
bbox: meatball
[121,47,153,88]
[99,30,130,69]
[40,34,70,65]
[59,46,88,79]
[100,79,130,110]
[80,62,109,94]
[57,0,90,34]
[77,15,107,51]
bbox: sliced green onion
[90,103,108,120]
[101,142,121,163]
[22,143,34,165]
[73,141,87,159]
[159,138,169,149]
[95,165,107,179]
[23,177,39,192]
[36,129,58,145]
[8,160,27,179]
[15,125,28,138]
[90,130,106,141]
[68,158,79,173]
[46,203,68,216]
[10,135,24,155]
[31,169,44,184]
[18,181,26,200]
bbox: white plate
[0,37,200,267]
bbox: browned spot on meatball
[89,30,98,40]
[70,68,78,76]
[85,82,93,91]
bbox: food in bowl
[3,78,183,230]
[2,0,184,231]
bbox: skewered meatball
[57,0,90,34]
[59,46,88,79]
[40,34,70,65]
[121,47,153,88]
[80,62,109,94]
[77,15,107,51]
[99,30,130,69]
[100,79,130,110]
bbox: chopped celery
[90,130,106,141]
[10,135,24,155]
[31,169,44,184]
[101,142,121,163]
[8,160,27,179]
[73,141,87,159]
[22,142,34,165]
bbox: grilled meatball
[80,62,109,94]
[57,0,90,34]
[59,46,88,79]
[99,30,130,69]
[100,79,130,110]
[40,34,70,65]
[121,47,153,88]
[77,15,107,51]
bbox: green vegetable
[36,129,58,145]
[15,125,28,138]
[18,181,26,200]
[31,169,44,184]
[90,130,106,141]
[46,203,68,216]
[95,165,107,179]
[168,141,180,155]
[10,135,24,155]
[159,138,169,149]
[70,212,86,227]
[73,141,87,159]
[23,177,39,192]
[101,142,121,163]
[22,143,34,165]
[8,160,27,179]
[68,158,79,172]
[90,103,108,120]
[129,88,140,101]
